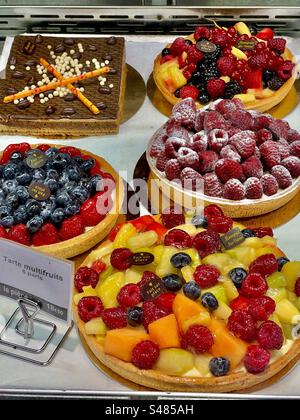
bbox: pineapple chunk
[226,246,256,267]
[269,313,282,327]
[181,265,195,283]
[74,285,97,306]
[127,231,158,251]
[239,237,263,249]
[234,93,256,103]
[202,253,233,274]
[275,299,300,324]
[155,348,194,376]
[85,317,107,336]
[153,245,165,265]
[231,47,247,60]
[113,223,137,249]
[266,287,288,303]
[234,21,252,36]
[96,272,125,308]
[213,302,232,321]
[221,76,230,83]
[100,265,115,281]
[204,284,227,304]
[182,312,211,333]
[281,262,300,291]
[223,278,239,301]
[194,353,212,376]
[184,248,201,268]
[288,291,297,303]
[156,246,179,277]
[167,65,188,90]
[124,269,142,285]
[170,224,197,236]
[86,243,113,265]
[267,272,287,289]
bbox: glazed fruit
[244,345,270,374]
[209,357,230,377]
[132,340,160,369]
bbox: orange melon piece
[149,314,180,349]
[210,318,247,370]
[104,328,149,362]
[173,294,208,332]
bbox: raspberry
[268,36,287,53]
[194,264,220,288]
[217,56,236,77]
[164,229,192,249]
[256,128,273,146]
[242,156,263,180]
[215,159,243,183]
[165,137,187,158]
[240,273,268,298]
[74,267,99,292]
[132,340,160,369]
[281,156,300,178]
[161,206,185,229]
[228,110,254,131]
[211,28,229,48]
[160,54,174,64]
[257,321,284,350]
[230,131,256,159]
[259,141,281,169]
[194,26,210,41]
[207,79,226,99]
[223,179,246,200]
[180,85,199,101]
[290,141,300,158]
[277,60,295,81]
[184,325,214,354]
[198,150,219,173]
[166,122,191,142]
[230,296,251,312]
[102,307,127,329]
[191,133,208,152]
[180,167,203,191]
[142,301,168,330]
[244,345,270,374]
[220,145,241,163]
[249,254,278,278]
[204,204,224,218]
[7,224,31,246]
[269,119,290,139]
[278,139,290,159]
[248,296,276,321]
[171,98,196,128]
[110,248,133,271]
[36,144,51,152]
[203,111,227,133]
[287,129,300,144]
[254,146,261,160]
[204,173,223,197]
[59,215,85,241]
[80,198,105,227]
[177,147,199,169]
[244,177,263,199]
[154,292,176,314]
[91,260,106,275]
[248,52,268,70]
[0,225,8,239]
[194,110,207,132]
[207,214,233,233]
[215,99,239,115]
[78,296,104,323]
[261,174,279,196]
[138,271,161,289]
[186,45,204,65]
[295,278,300,297]
[227,310,257,342]
[165,159,181,181]
[253,115,272,130]
[251,227,274,238]
[193,230,221,259]
[59,146,81,157]
[271,165,293,189]
[208,129,229,152]
[170,37,187,56]
[117,284,141,307]
[32,223,60,246]
[2,143,30,164]
[156,149,169,172]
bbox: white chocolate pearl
[95,64,100,69]
[92,58,97,63]
[100,81,105,86]
[79,87,84,92]
[102,77,106,82]
[37,81,43,86]
[39,93,44,98]
[86,60,90,65]
[47,45,52,49]
[40,99,45,104]
[109,84,114,88]
[26,66,30,71]
[59,92,64,97]
[24,86,30,91]
[70,49,75,55]
[104,60,109,65]
[48,94,53,99]
[101,62,105,67]
[31,85,36,89]
[44,97,49,102]
[10,65,15,70]
[13,99,19,104]
[53,91,59,96]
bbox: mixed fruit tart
[73,205,300,392]
[0,143,118,257]
[148,98,300,202]
[154,22,297,111]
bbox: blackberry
[161,48,170,57]
[249,25,258,35]
[268,76,284,91]
[174,88,181,98]
[224,80,242,99]
[198,64,220,84]
[198,92,211,105]
[263,69,276,85]
[203,45,222,65]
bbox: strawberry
[59,146,82,157]
[1,143,30,164]
[80,198,105,227]
[130,215,155,232]
[8,224,31,246]
[32,223,60,246]
[36,144,51,152]
[245,69,263,90]
[256,27,274,41]
[0,225,8,239]
[145,222,168,240]
[108,222,125,242]
[59,215,85,241]
[91,260,107,274]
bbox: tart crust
[74,234,300,393]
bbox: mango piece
[104,328,149,362]
[223,278,239,301]
[95,336,105,345]
[234,21,252,36]
[255,245,284,259]
[156,246,179,277]
[210,319,248,370]
[204,284,228,304]
[266,287,288,303]
[173,294,207,332]
[155,348,194,376]
[239,237,263,249]
[113,223,137,249]
[73,285,97,306]
[128,231,158,251]
[182,312,211,333]
[85,317,107,336]
[281,262,300,291]
[96,272,125,308]
[275,299,300,324]
[267,272,287,289]
[213,301,232,321]
[149,314,181,349]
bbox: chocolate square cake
[0,35,126,138]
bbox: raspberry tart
[0,143,124,258]
[73,206,300,393]
[154,22,296,113]
[147,98,300,218]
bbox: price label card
[0,239,73,325]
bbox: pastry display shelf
[0,36,299,400]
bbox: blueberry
[44,178,58,193]
[81,158,95,172]
[209,357,230,377]
[73,156,84,166]
[51,208,65,225]
[277,257,290,272]
[45,147,59,158]
[192,215,208,229]
[174,89,181,98]
[3,163,20,180]
[32,168,46,181]
[89,175,103,195]
[1,215,14,228]
[171,252,192,269]
[2,180,18,194]
[15,186,30,203]
[72,186,89,204]
[162,274,183,292]
[9,151,23,163]
[46,169,59,180]
[56,190,72,207]
[6,192,19,208]
[198,93,211,105]
[16,171,32,186]
[201,292,219,311]
[229,267,247,289]
[65,165,82,182]
[241,228,256,238]
[40,200,56,221]
[27,216,44,233]
[127,307,143,327]
[0,165,4,177]
[50,153,70,171]
[65,202,80,217]
[0,204,12,218]
[14,205,28,224]
[25,199,41,218]
[64,181,77,194]
[161,47,170,57]
[183,281,201,300]
[0,189,5,201]
[58,172,70,187]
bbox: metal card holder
[0,297,73,366]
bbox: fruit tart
[73,205,300,393]
[153,22,297,113]
[0,143,124,258]
[147,97,300,218]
